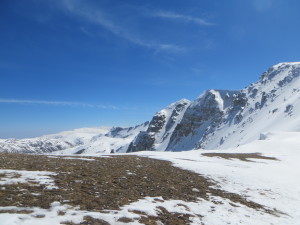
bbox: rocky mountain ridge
[1,62,300,154]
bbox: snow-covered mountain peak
[192,89,240,112]
[149,99,191,132]
[259,62,300,85]
[173,98,191,105]
[272,61,300,69]
[165,62,300,151]
[198,62,300,149]
[158,98,191,113]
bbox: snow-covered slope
[0,127,110,153]
[54,122,149,154]
[127,99,191,152]
[133,131,300,224]
[167,62,300,150]
[0,123,149,154]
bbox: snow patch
[0,169,57,190]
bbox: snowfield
[133,132,300,224]
[0,127,111,153]
[0,131,299,224]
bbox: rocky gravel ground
[0,153,274,224]
[201,152,278,162]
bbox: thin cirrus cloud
[0,99,118,109]
[56,0,184,53]
[253,0,273,12]
[151,10,214,26]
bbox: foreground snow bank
[0,195,287,225]
[133,132,300,224]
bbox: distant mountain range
[1,62,300,154]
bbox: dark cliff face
[147,114,167,134]
[127,132,155,152]
[127,99,191,152]
[166,90,238,151]
[126,114,167,152]
[127,114,167,152]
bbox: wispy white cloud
[152,10,213,26]
[0,99,117,109]
[191,67,202,73]
[253,0,273,12]
[56,0,184,53]
[79,26,97,39]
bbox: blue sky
[1,0,300,138]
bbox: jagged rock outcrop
[166,90,238,151]
[127,99,191,152]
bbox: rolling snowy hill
[52,122,149,154]
[0,123,149,154]
[0,127,110,153]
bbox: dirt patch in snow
[202,152,278,162]
[0,153,274,224]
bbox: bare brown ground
[202,152,278,162]
[0,153,275,224]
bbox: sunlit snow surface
[0,170,57,189]
[1,132,300,224]
[134,132,300,224]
